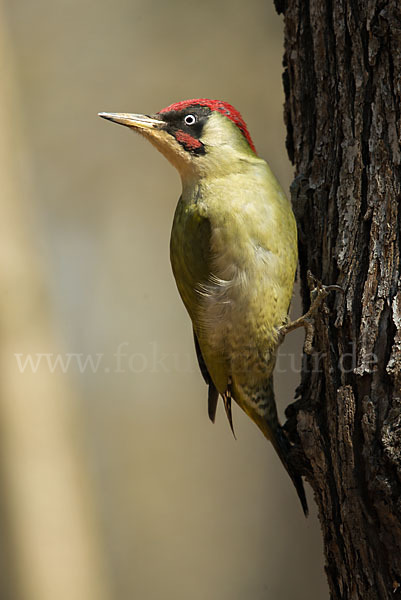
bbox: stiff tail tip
[273,427,309,517]
[290,467,308,517]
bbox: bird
[99,99,308,515]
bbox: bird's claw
[279,271,343,354]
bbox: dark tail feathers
[271,426,309,517]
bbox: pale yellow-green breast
[170,156,297,393]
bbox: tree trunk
[275,1,401,598]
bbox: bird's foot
[279,271,343,354]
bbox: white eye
[184,114,196,126]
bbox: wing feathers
[193,330,234,435]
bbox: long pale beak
[98,112,165,130]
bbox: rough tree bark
[275,1,401,598]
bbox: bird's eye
[184,114,196,126]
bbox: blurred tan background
[1,0,328,598]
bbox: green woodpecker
[99,99,307,515]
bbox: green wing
[170,195,230,412]
[170,198,212,315]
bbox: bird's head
[99,99,257,180]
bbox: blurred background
[1,0,328,598]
